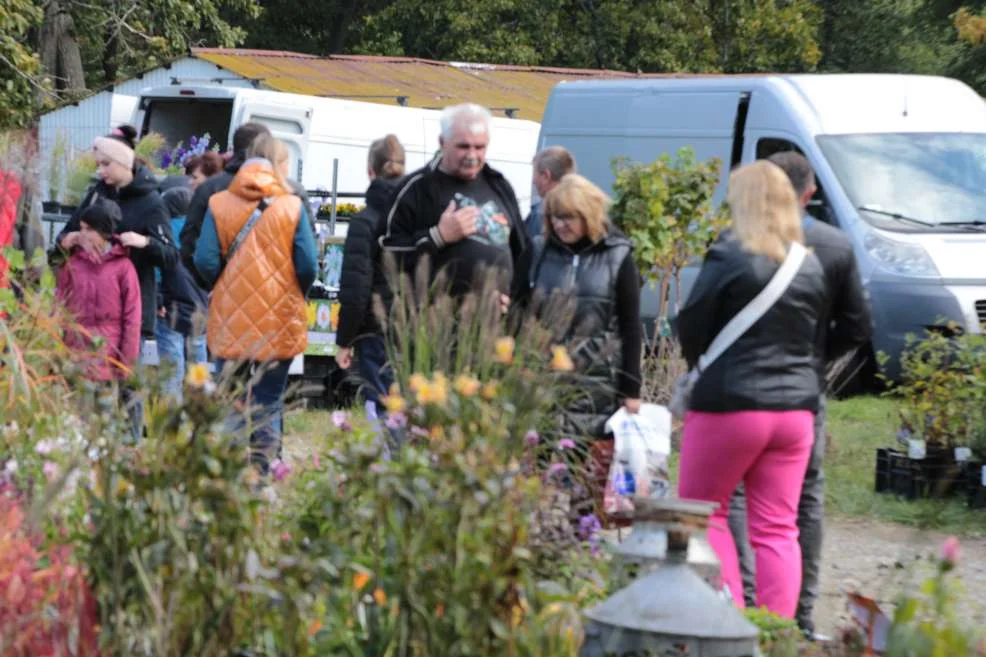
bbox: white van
[538,74,986,381]
[133,85,541,216]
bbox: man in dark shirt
[379,103,529,304]
[728,151,872,637]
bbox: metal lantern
[611,497,722,592]
[581,498,758,657]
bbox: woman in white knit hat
[55,125,179,438]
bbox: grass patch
[285,397,986,536]
[827,396,986,537]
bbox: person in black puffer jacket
[675,160,829,620]
[54,125,178,343]
[335,135,405,413]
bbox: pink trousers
[677,409,813,618]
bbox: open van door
[238,101,313,184]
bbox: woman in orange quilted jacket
[193,135,318,476]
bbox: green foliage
[65,152,96,207]
[883,327,986,449]
[886,542,984,657]
[744,607,802,657]
[0,0,44,128]
[609,147,729,326]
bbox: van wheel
[827,344,878,399]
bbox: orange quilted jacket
[206,161,308,361]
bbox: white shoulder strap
[697,242,808,372]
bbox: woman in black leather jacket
[675,160,828,619]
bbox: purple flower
[271,460,292,483]
[524,430,539,446]
[544,462,567,480]
[161,152,173,169]
[332,411,352,431]
[578,513,602,542]
[42,461,59,481]
[386,412,407,430]
[558,438,576,450]
[410,425,429,438]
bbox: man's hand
[336,347,353,370]
[118,232,150,249]
[437,201,479,245]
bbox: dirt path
[814,517,986,635]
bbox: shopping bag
[602,404,672,515]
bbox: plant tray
[966,461,986,509]
[875,447,963,500]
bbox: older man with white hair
[380,103,529,302]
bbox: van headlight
[863,230,940,278]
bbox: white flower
[35,439,56,455]
[4,460,17,474]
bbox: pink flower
[271,460,292,483]
[941,536,961,566]
[559,438,576,450]
[386,412,408,430]
[545,462,568,480]
[410,425,429,438]
[43,461,59,481]
[524,430,540,446]
[332,411,352,431]
[311,452,321,470]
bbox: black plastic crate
[880,447,962,500]
[875,447,892,493]
[966,461,986,509]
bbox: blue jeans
[156,319,210,401]
[354,335,393,413]
[216,358,292,475]
[156,318,185,400]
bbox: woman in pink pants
[675,160,829,618]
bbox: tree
[242,0,396,55]
[0,0,44,128]
[38,0,260,89]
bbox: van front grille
[976,300,986,326]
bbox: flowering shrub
[159,133,222,174]
[0,495,99,657]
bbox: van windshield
[817,133,986,231]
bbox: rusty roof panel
[191,48,640,120]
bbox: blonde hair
[728,160,803,262]
[542,174,610,243]
[247,134,290,190]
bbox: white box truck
[132,85,541,216]
[538,74,986,384]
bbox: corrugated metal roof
[191,48,640,120]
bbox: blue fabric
[215,358,291,475]
[354,335,393,411]
[525,201,544,241]
[193,209,222,289]
[155,318,185,400]
[294,206,319,294]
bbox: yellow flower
[429,425,445,442]
[186,362,211,388]
[550,345,575,372]
[383,393,407,414]
[373,588,388,606]
[409,373,428,393]
[454,374,481,397]
[494,336,515,364]
[481,381,499,400]
[353,572,371,592]
[114,477,133,498]
[416,373,449,406]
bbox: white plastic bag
[602,404,672,514]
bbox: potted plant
[877,327,981,500]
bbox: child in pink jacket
[57,200,141,381]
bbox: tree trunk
[103,23,119,84]
[39,1,86,92]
